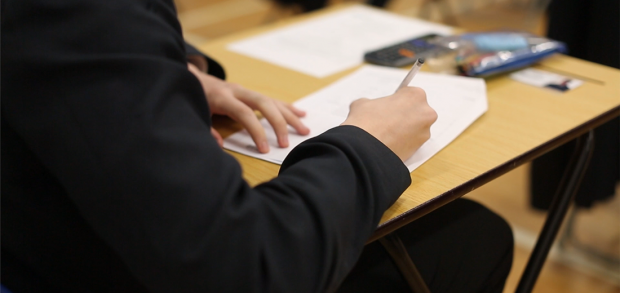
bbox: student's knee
[468,199,513,252]
[467,199,514,278]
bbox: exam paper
[223,65,488,172]
[228,5,452,78]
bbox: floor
[467,164,620,293]
[174,0,620,291]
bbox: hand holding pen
[342,58,437,161]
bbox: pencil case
[431,32,567,77]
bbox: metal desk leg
[379,232,431,293]
[516,131,595,293]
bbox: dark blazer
[1,0,411,292]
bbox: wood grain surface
[196,3,620,238]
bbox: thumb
[211,127,224,147]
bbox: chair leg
[559,207,620,271]
[379,232,432,293]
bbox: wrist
[187,54,208,72]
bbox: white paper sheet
[223,65,488,172]
[228,5,453,78]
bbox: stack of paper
[228,5,453,78]
[224,65,487,172]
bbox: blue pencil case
[432,32,567,77]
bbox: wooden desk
[198,4,620,292]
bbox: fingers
[233,86,309,148]
[276,101,310,136]
[210,127,223,147]
[218,97,271,153]
[404,87,437,126]
[250,98,290,148]
[342,89,437,161]
[190,68,310,153]
[283,102,307,117]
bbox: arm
[2,0,411,292]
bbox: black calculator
[364,34,451,67]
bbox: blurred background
[175,0,551,44]
[173,0,620,292]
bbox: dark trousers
[338,199,514,293]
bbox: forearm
[249,125,410,292]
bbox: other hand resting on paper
[342,87,437,162]
[188,63,310,153]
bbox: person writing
[1,0,512,292]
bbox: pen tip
[418,58,425,64]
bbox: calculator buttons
[398,48,416,58]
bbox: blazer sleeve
[2,0,411,292]
[184,42,227,80]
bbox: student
[530,0,620,210]
[1,0,512,292]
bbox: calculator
[364,34,451,67]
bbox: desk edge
[368,105,620,243]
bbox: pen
[395,58,425,93]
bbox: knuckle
[238,107,256,118]
[254,99,268,109]
[228,83,243,90]
[414,87,427,97]
[262,99,277,108]
[423,131,431,141]
[351,98,369,107]
[428,107,438,122]
[405,87,427,100]
[210,98,224,108]
[273,115,287,127]
[212,87,231,97]
[210,97,231,110]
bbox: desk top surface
[198,4,620,240]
